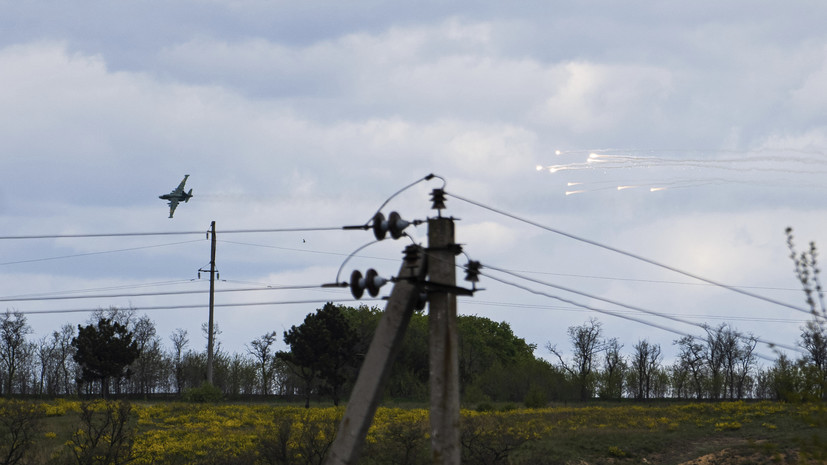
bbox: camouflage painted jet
[159,175,193,218]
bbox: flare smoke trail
[539,148,827,196]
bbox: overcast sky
[2,1,826,366]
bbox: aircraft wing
[170,175,189,196]
[167,199,180,218]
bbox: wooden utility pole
[325,245,428,465]
[206,220,216,385]
[427,216,460,465]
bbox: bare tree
[201,322,222,354]
[709,324,758,400]
[36,325,75,396]
[703,324,726,400]
[719,325,741,399]
[786,227,826,316]
[547,318,605,401]
[169,328,189,394]
[91,306,135,328]
[247,331,278,396]
[674,335,706,399]
[36,335,56,396]
[130,315,169,395]
[0,310,32,395]
[628,339,661,400]
[734,333,758,399]
[12,342,36,395]
[54,324,76,395]
[598,338,625,400]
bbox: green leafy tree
[72,318,140,397]
[340,306,569,402]
[278,303,359,407]
[458,315,536,392]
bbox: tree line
[0,301,825,405]
[0,304,557,403]
[1,227,821,405]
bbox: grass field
[3,398,826,464]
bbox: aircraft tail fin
[186,189,193,202]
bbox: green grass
[6,399,827,465]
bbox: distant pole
[207,221,216,385]
[428,216,460,465]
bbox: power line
[478,270,785,361]
[0,280,195,300]
[446,191,813,317]
[219,239,399,263]
[462,299,809,324]
[0,284,335,303]
[15,298,382,315]
[501,268,801,293]
[479,263,803,354]
[0,226,351,240]
[0,240,204,266]
[365,173,445,225]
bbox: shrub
[183,382,223,403]
[0,400,43,465]
[65,400,136,465]
[461,412,534,465]
[608,446,627,458]
[476,402,495,412]
[523,384,547,409]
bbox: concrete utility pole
[206,221,216,385]
[325,245,428,465]
[427,216,460,465]
[325,191,464,465]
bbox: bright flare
[650,187,667,192]
[565,190,586,196]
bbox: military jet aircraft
[159,175,193,218]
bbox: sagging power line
[478,269,788,362]
[446,190,815,318]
